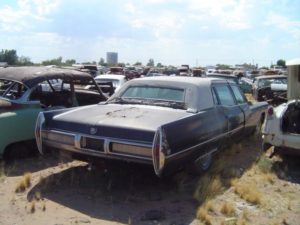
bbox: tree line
[0,49,287,68]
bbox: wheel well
[260,112,265,124]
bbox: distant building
[106,52,118,65]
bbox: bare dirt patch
[0,136,299,225]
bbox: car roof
[95,74,126,80]
[0,66,93,88]
[113,76,231,111]
[135,76,228,86]
[255,75,287,80]
[207,73,237,78]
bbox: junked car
[262,100,300,154]
[206,73,252,93]
[36,77,268,177]
[0,66,107,159]
[262,59,300,155]
[252,75,287,105]
[95,74,127,96]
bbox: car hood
[48,104,191,139]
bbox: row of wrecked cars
[0,63,299,177]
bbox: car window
[230,85,246,104]
[211,88,219,105]
[0,80,27,100]
[213,85,235,106]
[122,86,184,102]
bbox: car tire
[188,152,213,175]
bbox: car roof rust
[0,66,93,88]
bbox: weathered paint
[0,102,41,157]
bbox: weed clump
[196,207,212,225]
[233,182,261,205]
[194,175,223,203]
[15,172,32,193]
[220,201,236,216]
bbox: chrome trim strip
[43,125,243,162]
[43,129,153,161]
[166,126,243,159]
[43,140,152,164]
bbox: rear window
[122,86,184,102]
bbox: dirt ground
[0,135,299,225]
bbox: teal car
[0,66,107,159]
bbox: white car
[262,100,300,154]
[94,74,127,93]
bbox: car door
[212,84,245,139]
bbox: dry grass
[204,200,215,213]
[196,207,212,225]
[34,192,41,201]
[245,93,255,103]
[262,173,275,184]
[220,202,236,216]
[15,179,27,193]
[193,175,223,203]
[24,172,32,187]
[30,201,35,213]
[0,162,4,178]
[42,201,46,211]
[15,172,32,193]
[241,208,249,221]
[233,182,261,205]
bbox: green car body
[0,66,106,158]
[0,100,41,158]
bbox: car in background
[252,75,287,105]
[36,76,267,177]
[262,100,300,154]
[94,74,127,97]
[206,73,252,93]
[0,66,107,159]
[144,72,166,77]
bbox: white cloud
[0,0,60,32]
[264,12,300,39]
[187,0,252,30]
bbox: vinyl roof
[0,66,93,88]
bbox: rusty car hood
[51,103,191,132]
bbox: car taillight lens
[35,112,45,154]
[152,127,169,177]
[267,106,274,116]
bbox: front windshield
[258,77,287,88]
[0,79,28,100]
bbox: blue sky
[0,0,299,67]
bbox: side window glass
[214,85,235,106]
[231,85,246,104]
[211,88,219,105]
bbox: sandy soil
[0,136,299,225]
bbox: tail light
[267,106,274,116]
[152,127,170,177]
[35,112,45,154]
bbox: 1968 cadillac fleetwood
[36,77,268,176]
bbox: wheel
[188,152,213,175]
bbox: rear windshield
[121,86,184,102]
